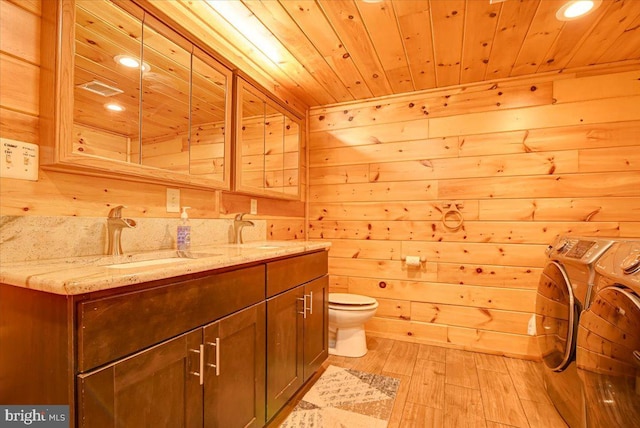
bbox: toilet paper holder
[401,255,426,265]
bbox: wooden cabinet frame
[265,251,329,421]
[234,77,304,200]
[1,250,328,427]
[40,0,233,190]
[77,302,266,428]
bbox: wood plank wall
[308,67,640,359]
[0,0,304,239]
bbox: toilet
[328,293,379,358]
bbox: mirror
[239,85,266,190]
[264,103,285,193]
[138,17,191,173]
[283,116,300,196]
[189,49,229,182]
[73,0,141,161]
[70,0,231,189]
[236,78,302,199]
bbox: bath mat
[279,365,400,428]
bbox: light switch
[0,138,38,181]
[167,188,180,213]
[250,199,258,215]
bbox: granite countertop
[0,241,331,296]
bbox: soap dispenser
[177,206,191,252]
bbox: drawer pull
[307,291,313,315]
[298,296,307,319]
[206,338,220,376]
[189,345,204,385]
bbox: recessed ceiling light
[361,0,383,3]
[556,0,601,21]
[104,103,125,112]
[114,55,151,72]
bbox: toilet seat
[329,293,378,311]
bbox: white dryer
[577,240,640,427]
[536,236,615,428]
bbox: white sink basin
[106,258,190,269]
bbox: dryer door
[536,261,577,371]
[577,286,640,427]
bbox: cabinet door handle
[298,296,307,319]
[206,338,220,376]
[189,344,204,385]
[307,291,313,315]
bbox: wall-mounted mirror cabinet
[41,0,232,189]
[235,78,302,200]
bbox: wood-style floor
[269,336,568,428]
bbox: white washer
[577,240,640,427]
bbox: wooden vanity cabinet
[74,263,267,428]
[0,249,328,427]
[203,302,266,428]
[265,286,304,420]
[265,251,329,421]
[302,276,329,382]
[77,301,266,428]
[77,328,204,428]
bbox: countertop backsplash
[0,216,266,264]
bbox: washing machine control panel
[550,236,615,264]
[565,240,595,259]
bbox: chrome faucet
[233,213,254,244]
[107,205,137,255]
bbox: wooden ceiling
[146,0,640,109]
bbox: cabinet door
[77,329,203,428]
[203,302,266,428]
[73,0,142,161]
[138,15,192,173]
[190,47,232,184]
[235,77,302,200]
[43,0,233,190]
[266,286,304,421]
[303,276,329,382]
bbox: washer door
[536,261,577,371]
[577,286,640,427]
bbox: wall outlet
[250,199,257,215]
[166,188,180,213]
[527,314,536,336]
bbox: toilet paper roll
[405,255,421,266]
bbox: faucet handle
[234,212,248,221]
[108,205,126,218]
